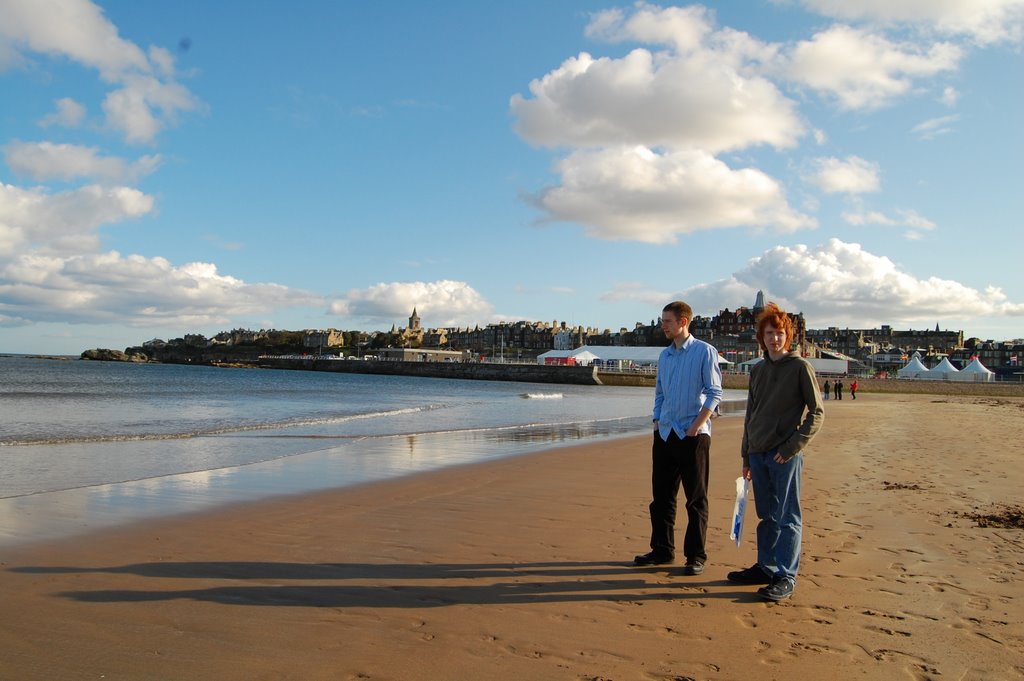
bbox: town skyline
[135,303,1020,350]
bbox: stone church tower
[409,307,421,332]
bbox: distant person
[728,302,824,601]
[834,379,843,400]
[850,380,858,400]
[822,380,830,400]
[634,301,723,576]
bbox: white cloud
[329,280,495,327]
[0,0,149,76]
[510,49,802,153]
[896,208,937,230]
[600,279,758,320]
[792,0,1024,45]
[103,74,199,145]
[842,209,898,226]
[38,97,87,128]
[509,3,975,244]
[4,141,161,182]
[783,25,962,109]
[0,180,320,327]
[599,281,672,307]
[674,239,1023,328]
[805,156,881,194]
[0,182,153,257]
[0,0,200,144]
[842,206,936,239]
[940,85,959,106]
[511,5,802,153]
[911,114,959,139]
[514,284,576,296]
[0,250,321,326]
[530,146,815,243]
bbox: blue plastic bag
[730,476,750,546]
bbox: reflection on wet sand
[0,411,741,547]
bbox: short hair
[662,301,693,322]
[755,302,794,353]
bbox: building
[950,340,1024,377]
[377,347,467,362]
[303,328,345,349]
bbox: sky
[1,0,1023,355]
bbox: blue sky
[1,0,1022,355]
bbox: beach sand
[1,393,1022,680]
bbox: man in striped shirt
[634,301,723,575]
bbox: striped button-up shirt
[653,335,723,440]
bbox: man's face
[763,323,789,356]
[661,311,686,341]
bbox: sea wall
[258,357,602,385]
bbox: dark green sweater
[741,354,824,464]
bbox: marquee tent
[897,354,931,379]
[926,357,960,379]
[953,358,995,382]
[536,349,600,365]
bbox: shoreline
[0,418,662,549]
[2,393,1022,680]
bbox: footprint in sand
[866,625,912,637]
[788,640,843,655]
[861,608,907,621]
[967,596,992,611]
[738,612,758,629]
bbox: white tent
[536,349,599,365]
[952,358,995,382]
[539,345,732,368]
[897,354,930,379]
[925,357,960,380]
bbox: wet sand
[1,393,1021,680]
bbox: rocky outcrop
[80,348,150,362]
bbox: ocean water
[0,356,742,545]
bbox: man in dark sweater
[728,302,824,601]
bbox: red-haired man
[729,302,824,601]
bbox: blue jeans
[748,451,803,581]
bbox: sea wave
[0,405,444,447]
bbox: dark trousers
[649,431,711,563]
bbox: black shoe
[681,561,705,576]
[727,563,773,585]
[758,576,795,601]
[633,551,673,566]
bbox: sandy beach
[1,393,1022,680]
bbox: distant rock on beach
[80,348,150,363]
